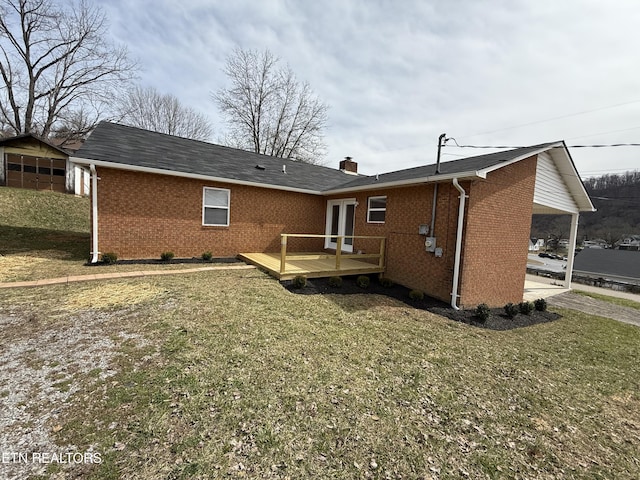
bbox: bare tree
[0,0,136,142]
[115,85,213,141]
[214,48,328,164]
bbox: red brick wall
[95,168,326,259]
[95,158,538,307]
[327,158,537,306]
[327,183,462,303]
[458,156,538,307]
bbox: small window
[202,187,230,226]
[367,196,387,223]
[52,168,65,176]
[23,165,37,174]
[7,163,21,172]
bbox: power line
[448,143,640,149]
[565,125,640,141]
[459,99,640,139]
[582,168,640,175]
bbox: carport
[530,144,596,288]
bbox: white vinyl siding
[533,153,579,214]
[202,187,230,226]
[367,196,387,223]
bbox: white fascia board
[70,157,324,195]
[322,170,485,195]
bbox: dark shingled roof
[574,248,640,281]
[329,142,560,190]
[75,122,352,192]
[75,122,562,193]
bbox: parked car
[538,253,551,258]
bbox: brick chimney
[339,156,358,174]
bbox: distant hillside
[531,171,640,245]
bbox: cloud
[95,0,640,176]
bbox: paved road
[547,292,640,327]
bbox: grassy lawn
[0,187,235,282]
[1,269,639,479]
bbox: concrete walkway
[524,274,640,327]
[0,264,256,289]
[525,274,640,301]
[2,269,637,326]
[546,291,640,327]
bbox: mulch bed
[283,275,561,331]
[86,257,243,266]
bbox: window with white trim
[367,196,387,223]
[202,187,230,226]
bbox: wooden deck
[239,234,386,280]
[239,252,385,280]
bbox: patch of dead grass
[64,282,168,311]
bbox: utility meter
[424,237,436,252]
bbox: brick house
[72,122,594,308]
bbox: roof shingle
[74,122,566,194]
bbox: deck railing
[280,234,386,275]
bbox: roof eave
[477,142,596,213]
[70,156,325,195]
[322,170,486,195]
[0,133,70,156]
[476,142,565,177]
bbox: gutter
[324,170,485,195]
[451,178,468,310]
[90,164,99,263]
[70,156,327,196]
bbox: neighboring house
[573,248,640,285]
[529,238,545,252]
[582,238,609,249]
[616,235,640,251]
[71,122,595,308]
[0,134,89,195]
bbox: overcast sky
[95,0,640,177]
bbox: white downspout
[90,164,99,263]
[451,178,468,310]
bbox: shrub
[160,251,175,262]
[328,276,343,288]
[379,277,394,288]
[519,301,534,315]
[201,251,213,261]
[101,252,118,265]
[291,275,307,289]
[408,289,424,301]
[627,284,640,294]
[504,302,519,319]
[356,275,370,288]
[534,298,548,312]
[475,303,491,322]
